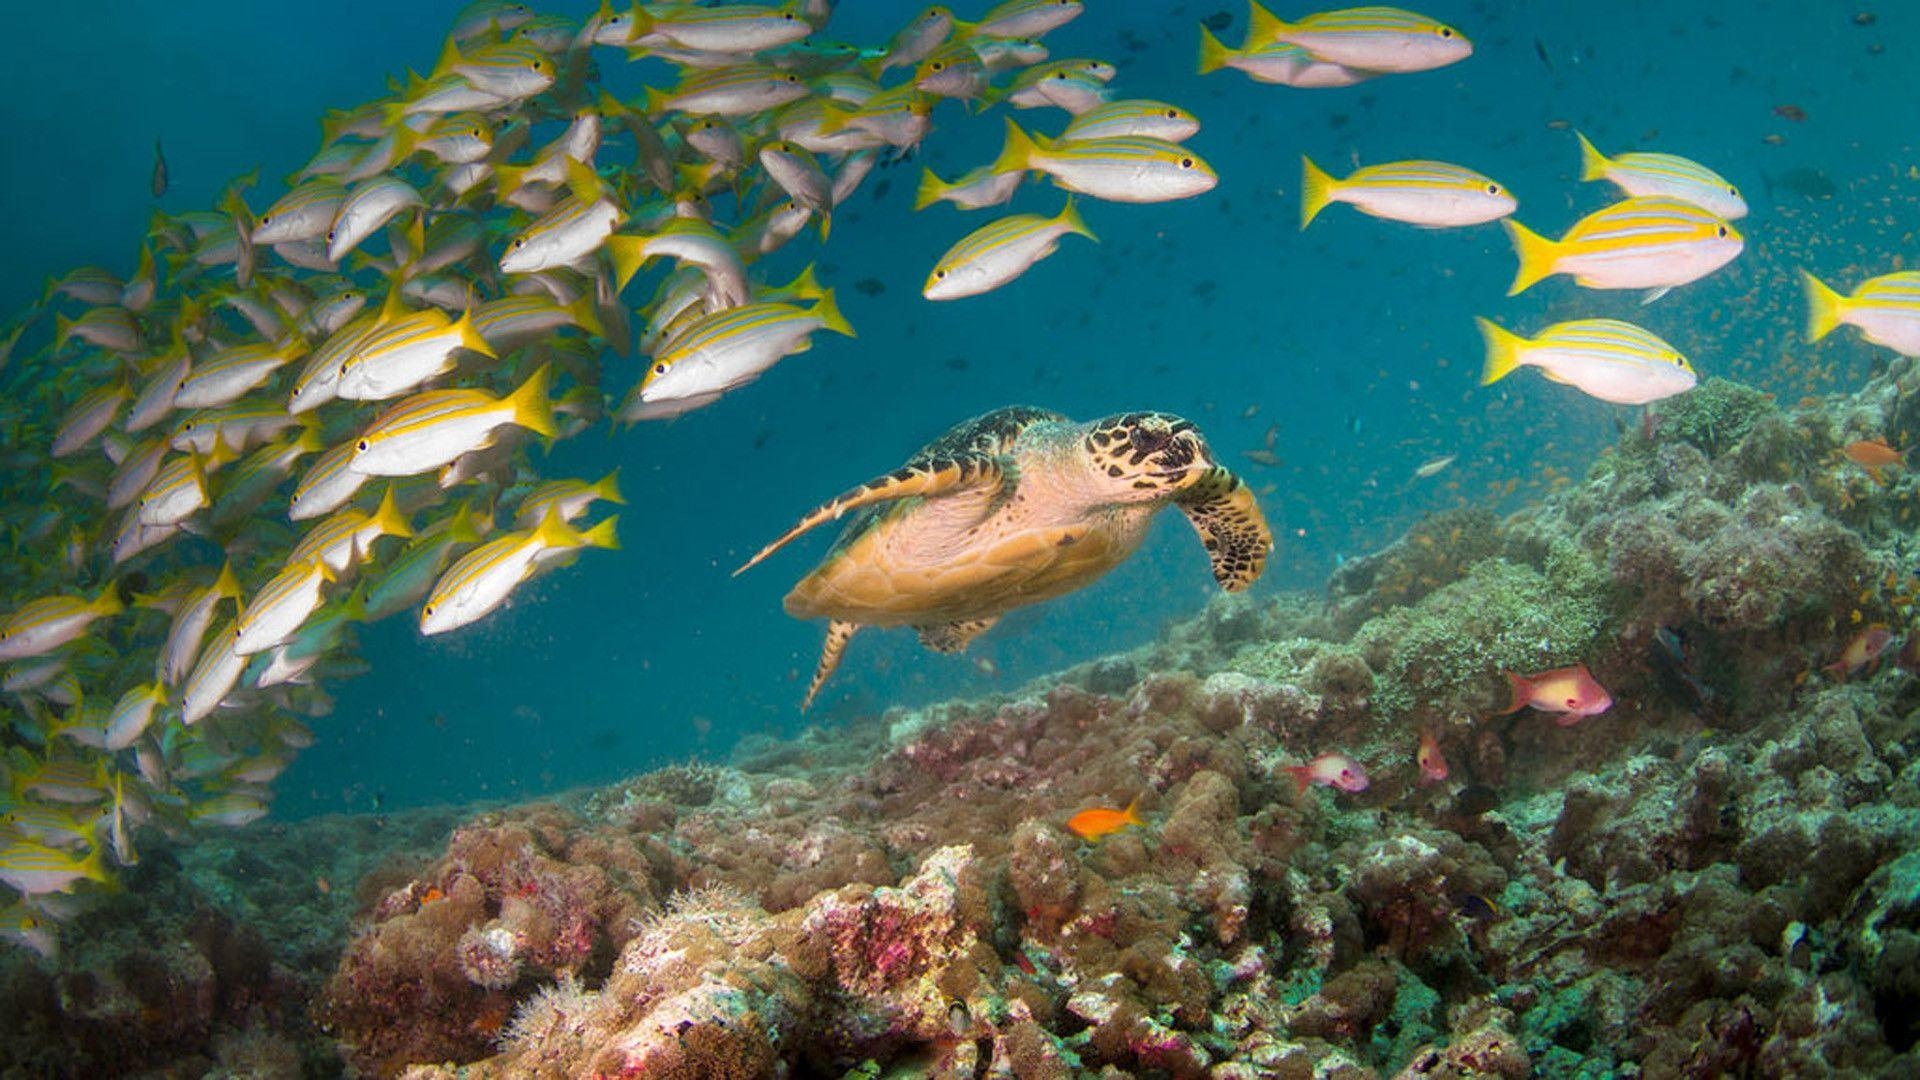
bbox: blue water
[1,1,1909,815]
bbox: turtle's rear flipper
[735,453,1011,576]
[916,616,999,653]
[1175,467,1272,591]
[801,620,859,711]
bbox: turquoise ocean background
[1,0,1909,815]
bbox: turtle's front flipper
[1175,467,1272,591]
[735,453,1010,576]
[916,616,999,653]
[801,619,859,711]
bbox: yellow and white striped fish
[1502,197,1742,297]
[1061,100,1201,143]
[290,440,372,521]
[644,64,810,117]
[634,4,815,54]
[173,339,305,410]
[251,178,347,246]
[634,293,854,414]
[287,487,414,574]
[1259,4,1470,73]
[1803,270,1920,356]
[336,306,496,402]
[1575,133,1746,220]
[0,839,108,896]
[233,558,336,657]
[136,453,208,527]
[1300,156,1514,228]
[420,511,619,635]
[992,119,1216,204]
[924,199,1096,300]
[914,163,1025,212]
[103,681,168,751]
[967,0,1085,39]
[157,564,242,686]
[51,382,129,458]
[0,590,124,663]
[1477,317,1697,405]
[498,163,626,274]
[513,471,625,528]
[326,176,424,262]
[349,365,557,477]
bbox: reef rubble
[6,361,1920,1077]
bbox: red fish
[1416,732,1449,785]
[1066,799,1143,841]
[1284,752,1369,796]
[1825,624,1895,680]
[1500,663,1612,725]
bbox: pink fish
[1500,663,1612,726]
[1284,752,1369,796]
[1825,624,1895,680]
[1416,732,1449,785]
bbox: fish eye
[1728,186,1739,195]
[1440,26,1454,37]
[1487,183,1500,194]
[935,269,948,278]
[1179,157,1194,169]
[1166,109,1180,118]
[325,230,337,242]
[1716,225,1728,237]
[512,238,526,248]
[786,74,800,83]
[931,61,945,70]
[261,214,274,225]
[356,439,370,452]
[652,363,668,375]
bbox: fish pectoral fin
[1641,286,1673,305]
[1175,466,1273,592]
[916,616,998,654]
[734,452,1010,576]
[801,619,858,712]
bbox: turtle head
[1082,412,1211,502]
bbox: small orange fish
[1416,732,1449,785]
[1842,439,1905,484]
[1066,799,1143,841]
[1283,752,1369,796]
[1500,663,1612,725]
[1825,624,1895,679]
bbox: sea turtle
[736,405,1273,709]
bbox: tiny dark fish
[1775,167,1837,199]
[1451,892,1499,920]
[1202,10,1233,31]
[1773,103,1807,122]
[1347,415,1363,435]
[854,277,886,297]
[944,356,969,371]
[1242,448,1283,467]
[871,178,891,202]
[1534,37,1554,72]
[151,138,169,199]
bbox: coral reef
[7,363,1920,1077]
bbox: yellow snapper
[286,487,414,575]
[992,119,1217,204]
[1802,270,1920,356]
[1060,100,1201,143]
[1199,8,1373,87]
[924,199,1097,300]
[631,293,853,416]
[1502,197,1742,297]
[335,306,497,402]
[1476,317,1697,405]
[348,365,558,477]
[633,4,814,54]
[0,590,124,663]
[1300,155,1514,229]
[1259,4,1471,73]
[0,839,109,896]
[1575,132,1746,221]
[420,511,619,635]
[914,163,1025,212]
[233,558,336,657]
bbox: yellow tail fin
[991,117,1045,176]
[1056,197,1097,243]
[1197,26,1236,75]
[605,236,649,293]
[913,168,949,211]
[812,289,855,338]
[506,365,558,438]
[1574,132,1609,183]
[1801,270,1847,343]
[594,468,625,506]
[452,307,495,360]
[1502,218,1560,296]
[579,516,620,551]
[371,485,413,540]
[1247,0,1291,41]
[1475,317,1529,386]
[1300,155,1338,230]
